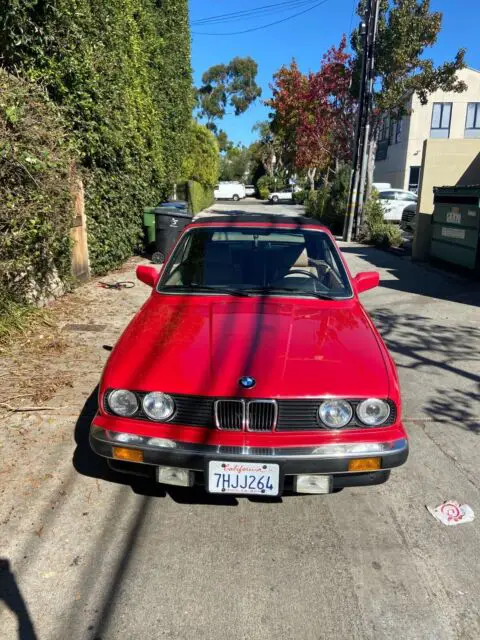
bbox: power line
[192,0,316,25]
[192,0,331,36]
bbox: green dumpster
[430,186,480,272]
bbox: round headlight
[108,390,139,417]
[357,398,391,426]
[319,399,353,428]
[142,392,175,421]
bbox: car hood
[102,294,390,399]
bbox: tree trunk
[307,167,316,190]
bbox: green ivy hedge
[188,181,215,214]
[181,122,219,188]
[0,0,192,275]
[0,69,74,306]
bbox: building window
[430,103,452,138]
[389,119,395,145]
[378,116,389,141]
[395,119,403,143]
[465,103,480,138]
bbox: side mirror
[353,271,380,294]
[136,265,159,288]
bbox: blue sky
[190,0,480,146]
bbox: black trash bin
[153,206,192,263]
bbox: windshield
[157,226,352,299]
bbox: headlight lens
[318,399,353,428]
[357,398,391,426]
[108,389,139,417]
[142,392,175,421]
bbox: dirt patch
[0,256,144,421]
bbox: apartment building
[373,67,480,191]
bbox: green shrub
[293,190,308,204]
[0,0,193,275]
[322,166,350,234]
[188,181,214,214]
[303,166,350,234]
[304,188,329,219]
[0,70,74,305]
[181,122,219,187]
[256,175,283,199]
[360,190,404,248]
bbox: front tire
[271,195,279,204]
[232,194,240,202]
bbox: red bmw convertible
[90,213,408,496]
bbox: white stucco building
[373,67,480,191]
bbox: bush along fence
[0,70,75,318]
[182,122,219,213]
[187,181,215,214]
[0,0,193,278]
[0,1,193,338]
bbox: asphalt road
[1,200,479,640]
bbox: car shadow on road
[0,558,38,640]
[72,386,240,506]
[341,245,480,306]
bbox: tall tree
[266,60,308,170]
[297,37,354,188]
[216,130,233,153]
[197,57,262,132]
[219,144,250,182]
[352,0,466,195]
[251,121,283,177]
[267,38,355,189]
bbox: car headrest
[293,249,309,268]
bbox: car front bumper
[90,425,409,491]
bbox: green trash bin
[430,186,480,272]
[143,209,156,251]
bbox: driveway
[1,203,479,640]
[199,196,304,217]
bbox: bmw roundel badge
[239,376,256,389]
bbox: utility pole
[355,0,380,232]
[343,0,378,241]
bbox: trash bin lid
[156,200,188,210]
[152,207,192,219]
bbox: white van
[214,182,246,201]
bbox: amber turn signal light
[113,447,144,463]
[348,457,381,472]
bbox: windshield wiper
[160,284,251,297]
[244,286,336,300]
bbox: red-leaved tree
[267,36,355,189]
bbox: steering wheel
[280,268,331,292]
[284,269,320,280]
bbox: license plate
[208,461,280,496]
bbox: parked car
[268,187,299,203]
[214,182,246,201]
[378,188,417,223]
[90,213,408,496]
[245,185,256,197]
[400,203,417,231]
